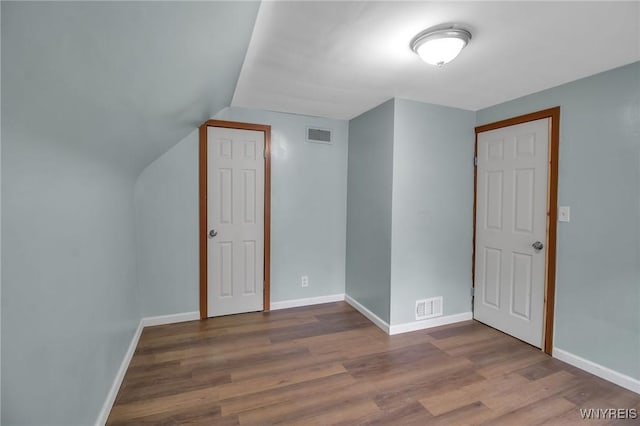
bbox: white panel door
[474,118,549,347]
[207,126,264,317]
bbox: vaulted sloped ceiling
[2,1,260,175]
[5,1,638,175]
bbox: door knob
[532,241,544,251]
[209,229,218,238]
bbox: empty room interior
[1,1,640,425]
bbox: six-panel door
[474,118,549,347]
[207,126,265,317]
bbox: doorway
[473,107,560,354]
[199,120,271,319]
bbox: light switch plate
[559,206,570,222]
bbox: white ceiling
[232,1,640,119]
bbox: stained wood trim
[199,124,208,319]
[545,107,560,354]
[473,106,560,355]
[199,119,272,320]
[263,126,271,312]
[201,119,270,133]
[471,133,478,306]
[475,108,560,134]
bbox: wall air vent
[415,297,443,320]
[306,127,332,144]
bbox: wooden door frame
[473,107,560,354]
[199,119,272,320]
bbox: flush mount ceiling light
[410,26,472,66]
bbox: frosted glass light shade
[416,37,466,66]
[410,27,472,67]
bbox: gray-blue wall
[2,5,146,423]
[0,3,3,419]
[135,107,349,316]
[477,61,640,380]
[390,99,475,325]
[1,1,261,424]
[1,136,140,425]
[135,130,200,316]
[346,99,395,323]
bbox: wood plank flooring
[107,302,640,425]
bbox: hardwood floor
[107,302,640,425]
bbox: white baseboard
[95,320,144,426]
[553,347,640,395]
[344,294,390,334]
[95,311,200,425]
[141,311,200,327]
[389,312,473,335]
[270,293,345,310]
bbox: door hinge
[474,157,478,166]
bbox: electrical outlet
[301,276,309,288]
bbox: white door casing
[207,126,265,317]
[474,118,549,348]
